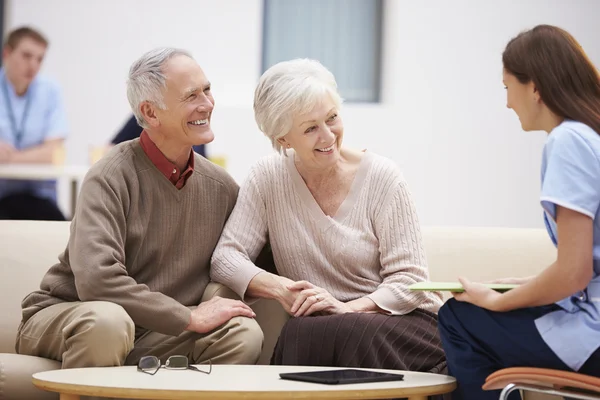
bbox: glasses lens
[165,355,189,369]
[138,356,160,372]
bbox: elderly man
[15,48,263,368]
[0,26,69,220]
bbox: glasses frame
[137,355,212,376]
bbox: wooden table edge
[33,377,456,400]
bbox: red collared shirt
[139,130,194,189]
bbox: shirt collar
[139,130,195,187]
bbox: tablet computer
[279,369,404,385]
[409,281,518,292]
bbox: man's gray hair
[126,47,192,129]
[253,58,343,154]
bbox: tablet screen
[279,369,405,385]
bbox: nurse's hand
[489,276,532,285]
[0,141,15,163]
[452,277,503,311]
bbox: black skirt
[270,309,447,374]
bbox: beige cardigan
[211,150,442,315]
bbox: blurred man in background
[0,26,69,220]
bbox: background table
[0,164,89,217]
[33,364,456,400]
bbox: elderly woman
[211,59,445,372]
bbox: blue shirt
[0,68,69,201]
[535,120,600,371]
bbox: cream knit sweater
[211,150,442,314]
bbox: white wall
[6,0,600,228]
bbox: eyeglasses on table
[137,355,212,375]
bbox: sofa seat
[0,221,560,400]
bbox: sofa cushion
[422,226,556,291]
[0,221,71,354]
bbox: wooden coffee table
[32,364,456,400]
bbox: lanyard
[1,74,32,146]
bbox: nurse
[438,24,600,400]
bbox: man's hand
[0,141,15,163]
[186,296,256,334]
[288,280,351,317]
[452,277,504,311]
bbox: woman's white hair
[254,58,343,154]
[126,47,192,129]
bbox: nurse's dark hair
[502,24,600,135]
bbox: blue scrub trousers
[438,298,600,400]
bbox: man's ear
[140,102,160,128]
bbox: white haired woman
[211,59,446,373]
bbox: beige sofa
[0,220,559,400]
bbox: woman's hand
[270,275,302,315]
[452,277,504,311]
[287,281,351,317]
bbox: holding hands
[268,274,381,317]
[286,280,351,317]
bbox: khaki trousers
[16,300,263,368]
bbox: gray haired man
[16,48,263,368]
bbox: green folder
[409,281,518,293]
